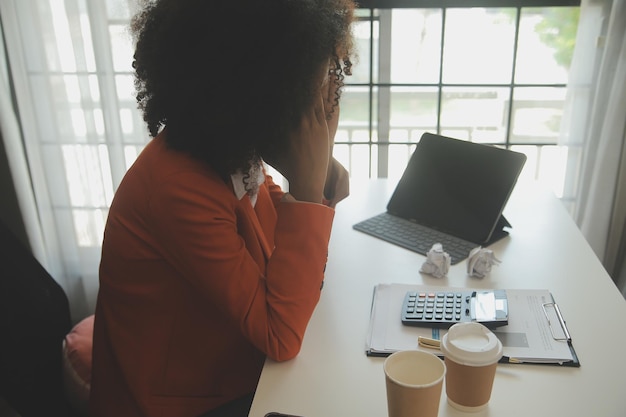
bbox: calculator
[401,290,509,329]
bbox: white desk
[249,179,626,417]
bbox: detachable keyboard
[353,212,477,264]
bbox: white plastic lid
[441,322,503,367]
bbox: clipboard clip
[542,302,571,342]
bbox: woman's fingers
[279,92,330,203]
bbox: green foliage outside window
[535,8,580,69]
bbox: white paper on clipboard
[366,284,577,365]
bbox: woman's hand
[267,91,330,204]
[265,62,349,205]
[324,157,350,208]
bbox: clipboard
[365,283,580,367]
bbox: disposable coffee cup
[440,322,503,412]
[383,350,446,417]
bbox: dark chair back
[0,219,74,416]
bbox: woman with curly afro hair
[89,0,356,416]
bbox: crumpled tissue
[420,243,450,278]
[467,247,500,278]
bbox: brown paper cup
[440,323,503,412]
[443,358,498,411]
[384,350,446,417]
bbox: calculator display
[475,291,496,321]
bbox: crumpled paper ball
[420,243,451,278]
[467,247,500,278]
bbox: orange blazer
[89,134,334,417]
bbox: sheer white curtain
[560,0,626,294]
[0,0,143,320]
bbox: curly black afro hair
[131,0,356,179]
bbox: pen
[418,336,441,349]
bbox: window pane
[512,145,568,198]
[43,0,97,73]
[115,75,146,141]
[443,8,516,84]
[389,87,438,133]
[351,11,378,84]
[48,0,77,72]
[110,24,134,72]
[440,87,509,143]
[390,9,442,84]
[115,74,135,101]
[72,209,108,247]
[346,144,374,178]
[62,144,113,207]
[511,87,567,144]
[338,86,378,141]
[106,0,135,20]
[515,7,579,84]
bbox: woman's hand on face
[266,63,344,204]
[272,91,330,204]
